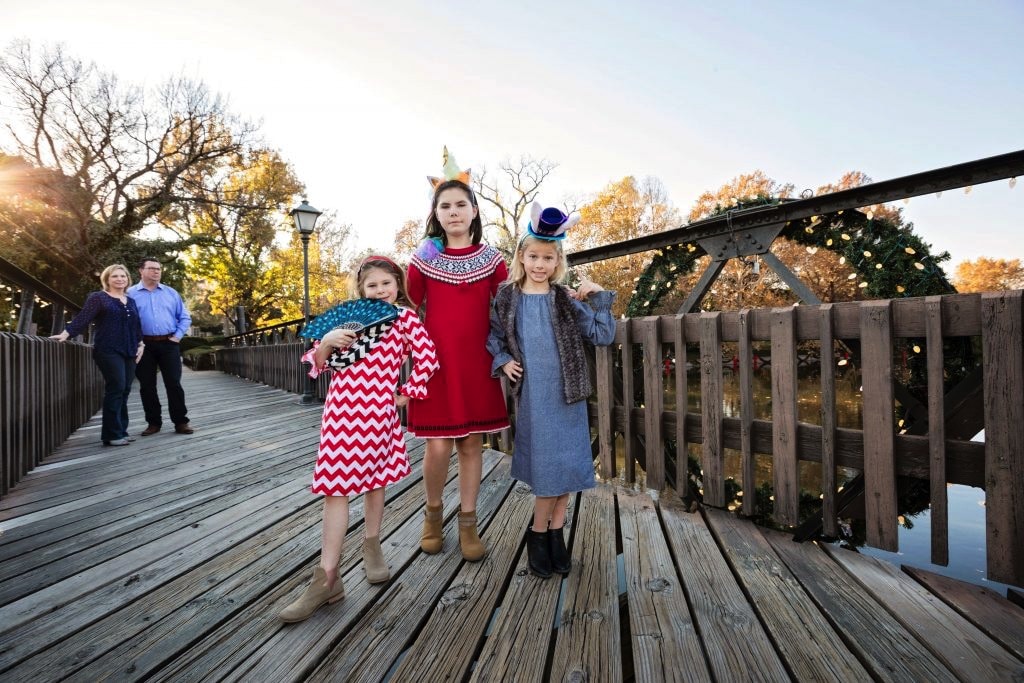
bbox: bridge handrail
[0,334,101,498]
[211,290,1023,585]
[593,290,1022,586]
[0,255,84,336]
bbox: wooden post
[819,304,838,537]
[596,341,616,480]
[981,291,1024,586]
[50,304,66,335]
[738,308,755,516]
[860,300,899,552]
[16,288,34,334]
[640,317,664,490]
[771,307,799,526]
[672,314,688,498]
[925,296,948,566]
[700,312,724,506]
[621,319,637,484]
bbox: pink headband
[359,255,401,272]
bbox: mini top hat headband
[427,146,472,189]
[525,201,579,242]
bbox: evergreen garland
[625,195,957,317]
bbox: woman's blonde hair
[100,264,132,292]
[508,236,567,288]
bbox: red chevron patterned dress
[301,307,439,496]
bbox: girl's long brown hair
[354,256,413,308]
[424,180,483,246]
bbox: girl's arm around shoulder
[397,307,439,400]
[489,258,509,297]
[485,288,515,378]
[406,262,425,309]
[571,286,617,347]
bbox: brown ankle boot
[458,508,486,561]
[420,503,444,554]
[278,566,344,623]
[363,536,390,584]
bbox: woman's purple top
[65,291,144,357]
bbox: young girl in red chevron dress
[279,256,438,623]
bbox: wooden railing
[217,333,329,399]
[593,291,1023,586]
[0,255,83,335]
[214,291,1022,585]
[0,334,102,498]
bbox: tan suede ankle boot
[278,566,344,623]
[420,503,444,554]
[458,509,486,561]
[363,536,390,584]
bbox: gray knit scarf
[492,282,591,404]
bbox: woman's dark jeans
[93,350,135,443]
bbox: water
[622,359,1019,592]
[858,483,1017,592]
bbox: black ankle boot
[526,527,552,578]
[548,527,571,575]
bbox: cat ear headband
[525,201,579,242]
[427,146,472,189]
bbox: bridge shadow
[0,371,1021,681]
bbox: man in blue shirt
[128,258,194,435]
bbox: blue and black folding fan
[299,298,400,340]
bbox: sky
[1,0,1022,268]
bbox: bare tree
[473,155,557,258]
[0,40,254,256]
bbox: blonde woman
[52,264,145,446]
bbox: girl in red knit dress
[407,152,510,561]
[279,256,438,623]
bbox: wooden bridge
[1,369,1023,681]
[3,149,1023,682]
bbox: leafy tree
[954,257,1024,293]
[392,219,422,264]
[0,153,97,299]
[568,176,680,317]
[628,169,954,315]
[269,214,355,322]
[688,170,795,222]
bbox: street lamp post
[291,199,323,405]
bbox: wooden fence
[0,334,102,498]
[594,291,1023,586]
[215,290,1022,585]
[217,334,329,399]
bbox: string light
[626,191,959,316]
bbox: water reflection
[600,358,998,590]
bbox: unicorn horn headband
[427,146,472,189]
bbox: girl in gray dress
[487,203,616,578]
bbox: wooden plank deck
[1,370,1022,682]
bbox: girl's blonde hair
[100,264,132,292]
[508,236,568,288]
[354,256,413,308]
